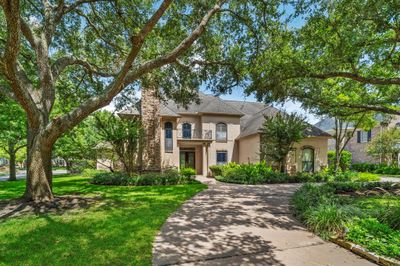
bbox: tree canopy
[246,0,400,115]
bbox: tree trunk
[8,142,17,181]
[334,151,341,173]
[24,133,54,202]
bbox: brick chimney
[141,86,161,171]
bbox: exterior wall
[238,134,260,163]
[160,117,180,169]
[288,137,329,173]
[201,115,241,166]
[237,134,329,173]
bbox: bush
[209,165,224,177]
[304,204,350,238]
[180,167,196,178]
[91,171,199,186]
[374,165,400,175]
[345,218,400,259]
[354,172,380,182]
[82,168,107,178]
[351,163,382,173]
[328,151,352,171]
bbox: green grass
[0,174,206,265]
[354,172,380,182]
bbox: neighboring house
[315,116,400,164]
[115,90,330,176]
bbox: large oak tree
[0,0,280,201]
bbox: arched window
[182,123,192,139]
[165,122,173,152]
[302,147,314,172]
[216,123,227,142]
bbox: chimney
[141,86,161,171]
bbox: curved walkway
[153,178,373,266]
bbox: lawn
[292,182,400,260]
[0,174,206,265]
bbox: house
[315,115,400,164]
[116,89,331,176]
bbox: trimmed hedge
[91,168,199,186]
[351,163,400,175]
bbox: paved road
[153,177,373,266]
[0,169,68,181]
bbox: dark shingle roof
[164,93,244,116]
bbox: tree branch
[308,72,400,85]
[46,0,174,140]
[51,57,117,80]
[0,0,40,124]
[125,0,227,84]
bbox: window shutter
[357,131,361,143]
[367,130,372,142]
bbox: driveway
[153,178,373,266]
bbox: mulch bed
[0,195,103,220]
[337,187,400,197]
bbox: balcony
[177,129,213,140]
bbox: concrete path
[0,169,68,181]
[153,178,373,266]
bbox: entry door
[180,151,195,169]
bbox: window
[182,123,192,139]
[165,122,173,152]
[216,123,227,142]
[302,148,314,172]
[357,130,371,143]
[216,151,227,165]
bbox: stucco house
[116,89,331,176]
[315,115,400,164]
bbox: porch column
[202,143,209,177]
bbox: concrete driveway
[153,178,373,266]
[0,169,68,181]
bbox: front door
[180,150,195,170]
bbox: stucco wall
[201,115,241,166]
[238,134,260,163]
[237,134,329,173]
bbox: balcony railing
[177,129,212,140]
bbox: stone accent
[141,86,161,171]
[330,237,400,266]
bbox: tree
[0,97,26,181]
[93,111,143,176]
[54,117,99,173]
[246,0,400,115]
[331,114,376,173]
[367,128,400,166]
[260,113,307,172]
[0,0,272,201]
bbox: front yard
[292,182,400,261]
[0,175,206,265]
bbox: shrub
[209,165,224,177]
[345,218,400,259]
[91,171,199,186]
[82,168,107,178]
[351,163,382,173]
[304,204,350,238]
[328,151,352,171]
[353,172,380,182]
[374,165,400,175]
[180,167,196,178]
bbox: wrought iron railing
[177,129,212,140]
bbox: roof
[314,117,357,133]
[164,93,244,116]
[119,92,331,139]
[237,106,331,139]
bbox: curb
[330,237,400,266]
